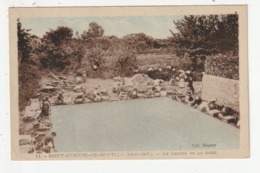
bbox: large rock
[129,74,153,85]
[113,76,122,82]
[75,76,82,83]
[73,85,85,92]
[136,85,150,93]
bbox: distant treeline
[17,14,238,110]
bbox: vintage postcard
[9,6,249,160]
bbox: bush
[205,53,239,80]
[19,63,40,110]
[147,70,175,81]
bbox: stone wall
[201,73,239,112]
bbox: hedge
[205,54,239,80]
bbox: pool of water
[51,97,239,152]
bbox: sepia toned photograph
[9,6,249,160]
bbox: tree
[122,33,154,53]
[106,35,121,53]
[170,15,219,57]
[17,19,33,63]
[81,22,104,41]
[43,26,73,46]
[115,44,137,76]
[84,46,104,71]
[81,23,108,73]
[17,19,40,110]
[216,14,238,54]
[41,26,74,70]
[170,14,239,70]
[68,39,85,70]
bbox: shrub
[205,53,239,80]
[19,63,40,110]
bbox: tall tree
[43,26,73,46]
[170,14,238,70]
[81,22,107,72]
[216,14,239,54]
[17,19,40,110]
[17,19,33,63]
[41,26,74,70]
[170,15,219,58]
[81,22,104,41]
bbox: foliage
[114,45,137,76]
[81,22,104,40]
[122,33,155,54]
[19,63,40,97]
[80,23,112,73]
[68,39,85,70]
[17,19,32,63]
[17,19,40,110]
[84,46,105,71]
[170,14,239,70]
[16,15,240,100]
[205,53,239,80]
[171,15,218,55]
[216,14,239,54]
[43,26,73,46]
[41,26,74,70]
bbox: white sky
[20,16,184,39]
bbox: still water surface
[51,97,239,152]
